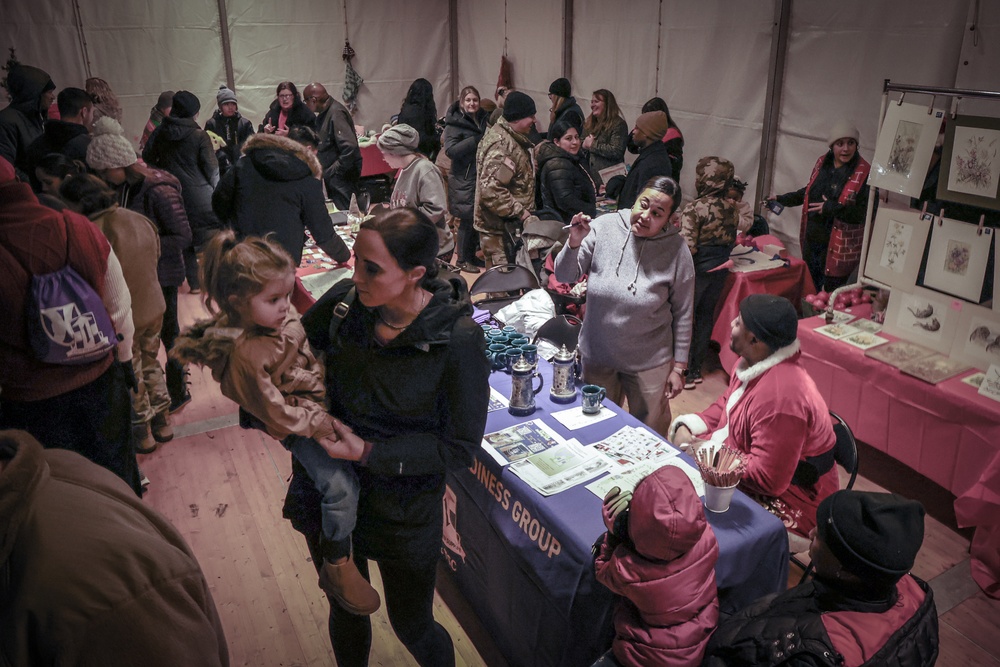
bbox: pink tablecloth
[798,312,1000,596]
[360,142,394,178]
[711,258,816,372]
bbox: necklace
[377,290,429,331]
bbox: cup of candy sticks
[695,443,745,513]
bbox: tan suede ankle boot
[318,558,381,615]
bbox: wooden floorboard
[139,284,997,665]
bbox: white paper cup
[704,483,738,513]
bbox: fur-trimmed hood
[170,314,243,383]
[241,132,322,181]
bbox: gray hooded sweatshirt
[554,209,694,373]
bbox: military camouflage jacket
[679,156,738,251]
[473,117,535,235]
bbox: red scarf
[799,153,871,277]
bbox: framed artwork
[961,371,986,388]
[862,205,932,289]
[900,354,970,385]
[813,322,863,340]
[865,340,938,369]
[937,114,1000,211]
[995,233,1000,314]
[882,286,961,354]
[870,102,946,198]
[839,331,889,351]
[922,217,993,302]
[949,303,1000,371]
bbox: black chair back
[532,315,582,350]
[830,410,859,490]
[469,264,541,315]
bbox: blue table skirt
[442,360,789,667]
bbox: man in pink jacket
[669,294,837,538]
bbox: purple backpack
[9,222,118,365]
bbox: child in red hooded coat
[593,465,720,667]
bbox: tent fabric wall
[4,0,999,259]
[768,0,969,253]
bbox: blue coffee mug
[581,384,607,415]
[520,344,538,367]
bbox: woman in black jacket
[535,117,597,223]
[443,85,488,272]
[397,78,439,159]
[259,81,316,136]
[290,207,490,667]
[642,97,685,178]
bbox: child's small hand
[602,486,632,533]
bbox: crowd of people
[1,60,937,667]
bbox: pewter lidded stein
[549,344,578,403]
[509,356,544,416]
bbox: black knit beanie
[817,490,925,585]
[503,91,536,122]
[739,294,798,351]
[171,90,201,119]
[548,77,571,98]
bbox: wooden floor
[139,285,999,666]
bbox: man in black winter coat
[606,110,673,210]
[25,87,94,191]
[303,82,361,211]
[203,86,254,177]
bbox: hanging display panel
[863,204,933,289]
[922,216,993,302]
[950,302,1000,371]
[870,101,946,198]
[883,286,961,354]
[937,114,1000,211]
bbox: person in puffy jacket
[212,131,348,266]
[703,490,938,667]
[443,85,489,271]
[593,465,720,667]
[536,117,597,223]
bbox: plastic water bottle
[348,193,362,234]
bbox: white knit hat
[86,117,137,170]
[828,120,860,147]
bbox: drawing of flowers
[887,120,919,174]
[944,240,970,276]
[954,134,997,191]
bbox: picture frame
[870,101,946,198]
[862,204,932,290]
[937,114,1000,211]
[995,233,1000,314]
[922,216,993,302]
[865,340,938,369]
[900,354,970,385]
[882,286,961,354]
[949,302,1000,371]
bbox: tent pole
[449,0,459,101]
[756,0,791,207]
[216,0,235,90]
[71,0,92,80]
[562,0,573,80]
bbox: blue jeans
[284,434,358,551]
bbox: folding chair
[532,314,582,351]
[469,263,540,315]
[791,410,860,582]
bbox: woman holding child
[291,207,491,666]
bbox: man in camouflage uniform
[678,156,738,386]
[474,91,537,267]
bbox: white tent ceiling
[4,0,998,252]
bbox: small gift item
[694,443,745,513]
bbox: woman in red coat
[593,466,720,667]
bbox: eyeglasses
[278,93,294,100]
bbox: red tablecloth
[360,142,394,178]
[711,258,816,372]
[798,310,1000,595]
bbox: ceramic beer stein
[508,356,544,416]
[549,344,578,403]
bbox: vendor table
[443,362,790,667]
[797,311,1000,592]
[711,257,816,372]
